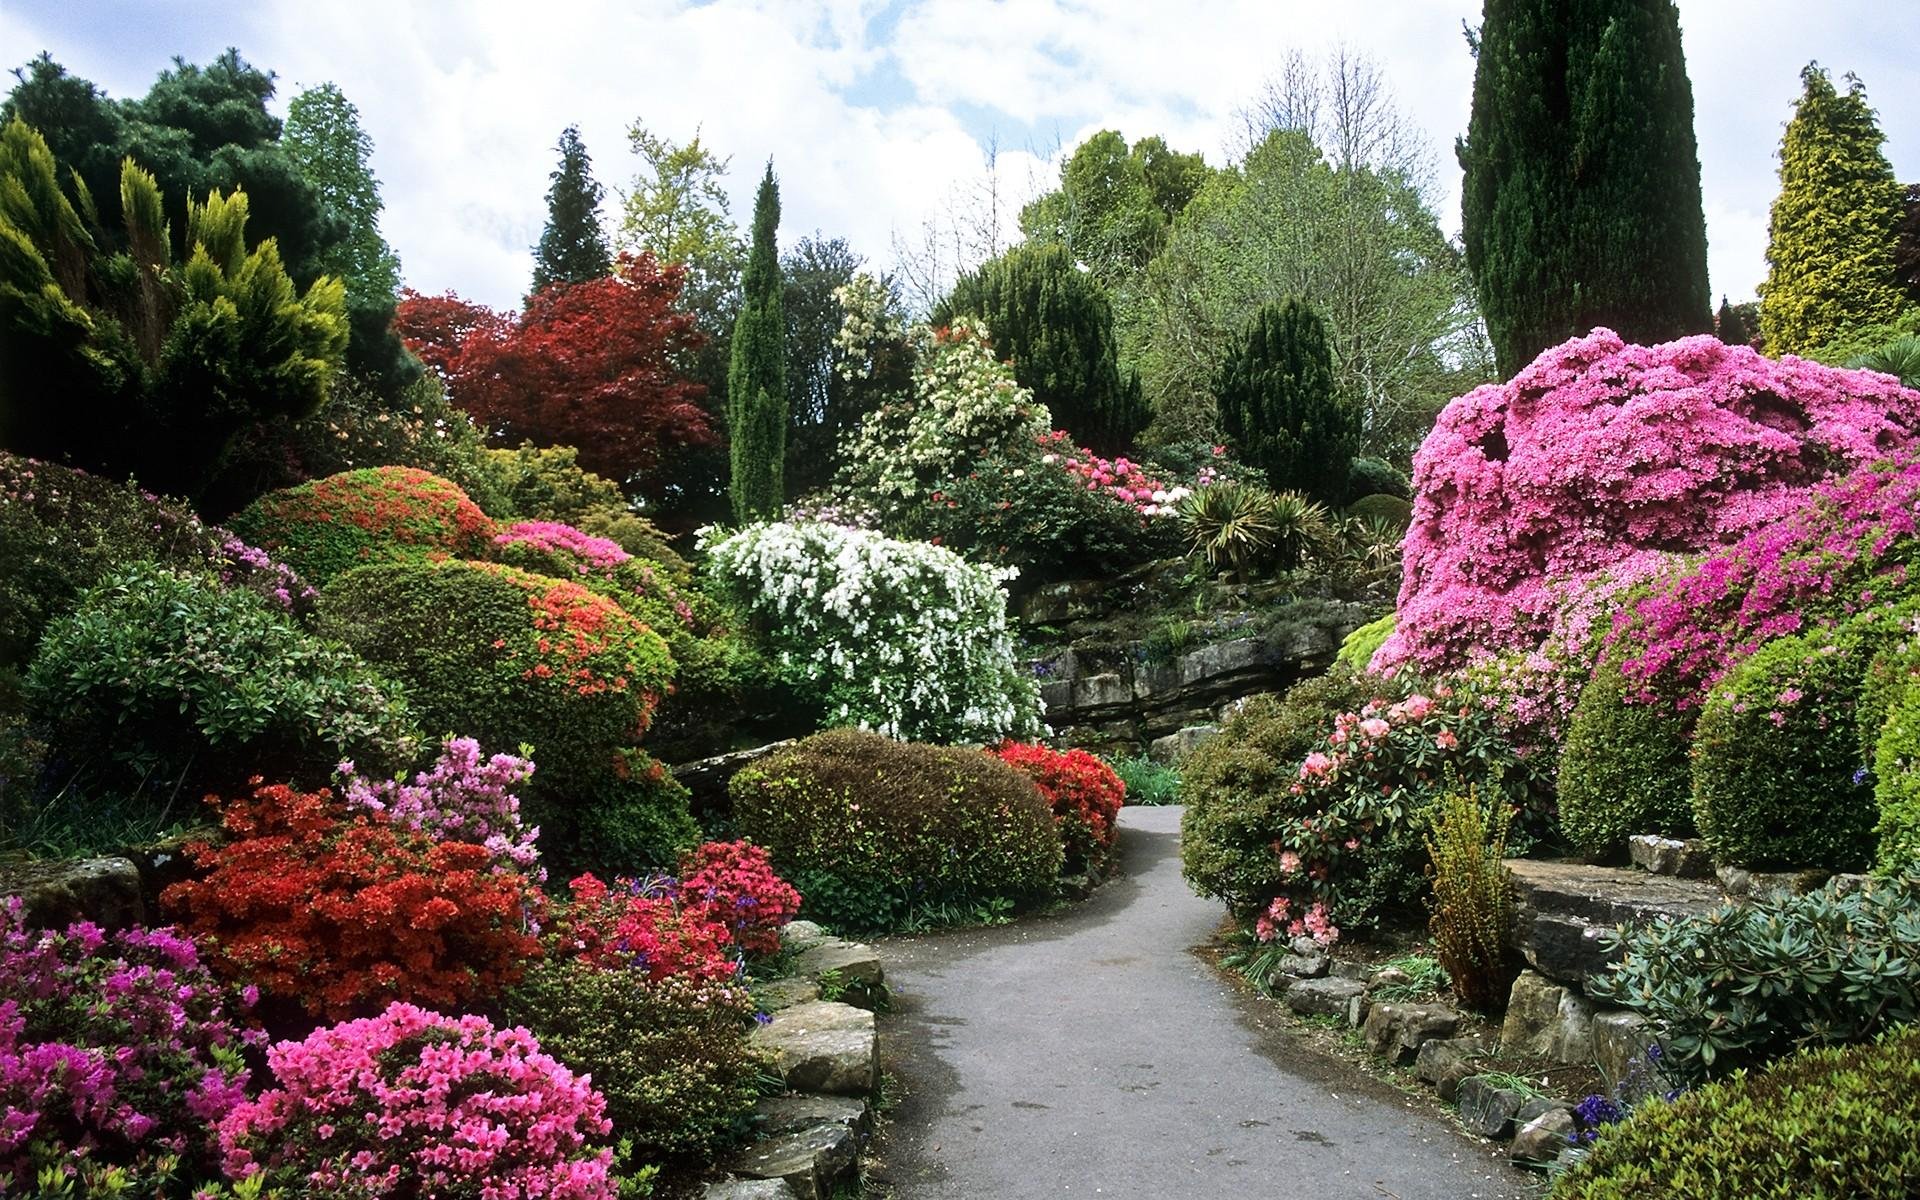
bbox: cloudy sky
[6,0,1917,312]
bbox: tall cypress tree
[531,126,611,296]
[1213,299,1358,504]
[1459,0,1711,377]
[932,242,1147,453]
[727,162,785,522]
[1759,65,1908,356]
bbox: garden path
[872,806,1535,1200]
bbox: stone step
[791,937,885,1009]
[750,1001,877,1096]
[1506,859,1724,987]
[722,1121,858,1200]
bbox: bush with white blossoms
[702,521,1044,743]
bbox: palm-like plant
[1267,490,1333,572]
[1847,335,1920,390]
[1179,482,1276,582]
[1340,513,1405,576]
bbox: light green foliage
[1424,791,1514,1013]
[543,758,700,878]
[1556,656,1695,856]
[1848,333,1920,391]
[1212,298,1359,504]
[730,729,1063,933]
[933,242,1147,452]
[1111,755,1180,806]
[1368,954,1452,1003]
[1873,678,1920,872]
[1760,65,1909,356]
[619,121,745,296]
[1691,626,1875,870]
[728,164,786,522]
[1178,483,1333,578]
[282,82,402,311]
[1800,308,1920,368]
[531,125,612,295]
[1588,876,1920,1079]
[1336,613,1396,672]
[1550,1025,1920,1200]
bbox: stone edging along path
[868,806,1534,1200]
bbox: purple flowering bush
[219,1002,616,1199]
[0,900,259,1190]
[341,736,543,878]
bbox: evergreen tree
[1715,296,1752,347]
[1212,299,1358,504]
[933,242,1147,452]
[1759,65,1908,356]
[727,163,785,523]
[1458,0,1711,377]
[284,83,401,309]
[531,126,611,296]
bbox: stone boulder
[752,1094,871,1140]
[793,938,885,1008]
[673,739,799,808]
[0,857,146,931]
[750,1002,877,1096]
[1505,860,1722,988]
[1591,1011,1663,1102]
[1284,976,1367,1019]
[1414,1036,1491,1102]
[1149,724,1220,763]
[724,1123,857,1200]
[1499,971,1595,1064]
[1626,835,1710,878]
[1455,1075,1529,1139]
[1509,1106,1576,1163]
[1361,1002,1462,1065]
[705,1180,800,1200]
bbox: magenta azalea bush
[0,900,258,1189]
[341,736,544,877]
[219,1002,615,1199]
[494,521,632,576]
[1380,330,1920,673]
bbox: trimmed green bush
[1556,656,1695,857]
[1692,627,1875,870]
[231,466,495,585]
[317,559,673,800]
[502,963,764,1160]
[729,729,1062,932]
[1345,456,1411,503]
[536,755,702,879]
[1873,680,1920,872]
[1178,668,1374,915]
[1550,1024,1920,1200]
[1344,493,1412,530]
[1335,613,1396,672]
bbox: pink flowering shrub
[0,900,258,1189]
[219,1002,615,1199]
[675,841,803,956]
[493,520,633,577]
[341,736,543,878]
[1037,431,1192,517]
[1381,330,1920,673]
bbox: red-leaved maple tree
[396,252,712,493]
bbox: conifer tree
[1759,65,1908,356]
[531,125,611,296]
[284,83,402,310]
[1715,296,1750,347]
[933,242,1147,452]
[1459,0,1711,376]
[1213,299,1358,504]
[727,162,785,522]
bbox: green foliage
[502,962,764,1161]
[1019,129,1201,290]
[1212,299,1358,504]
[23,564,416,843]
[531,126,612,296]
[1178,482,1276,581]
[1459,0,1712,376]
[282,82,402,312]
[1368,954,1453,1003]
[317,558,673,800]
[573,509,688,579]
[1336,613,1396,672]
[1715,295,1753,347]
[728,164,785,523]
[1848,333,1920,391]
[537,758,700,879]
[782,235,898,498]
[1556,655,1695,856]
[730,729,1063,933]
[1873,676,1920,873]
[1760,65,1909,356]
[1692,626,1875,870]
[933,242,1147,452]
[1178,669,1374,915]
[230,466,493,586]
[1344,456,1410,503]
[1111,754,1180,806]
[1800,307,1920,368]
[1344,493,1411,530]
[1550,1024,1920,1200]
[1425,791,1514,1014]
[1589,876,1920,1079]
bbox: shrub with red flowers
[218,1002,615,1199]
[1380,330,1920,674]
[230,466,496,586]
[161,780,544,1021]
[548,873,739,984]
[0,899,257,1190]
[992,742,1127,874]
[676,841,802,955]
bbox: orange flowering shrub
[230,466,495,585]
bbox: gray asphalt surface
[872,805,1537,1200]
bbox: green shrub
[1874,680,1920,872]
[729,729,1062,933]
[1345,456,1411,503]
[536,755,702,879]
[317,559,672,801]
[501,962,765,1161]
[1112,755,1180,806]
[1692,626,1874,870]
[479,444,627,522]
[1588,875,1920,1078]
[1556,655,1695,857]
[1335,613,1396,672]
[1344,493,1413,530]
[231,466,495,585]
[1425,791,1514,1014]
[574,508,689,579]
[23,565,416,845]
[1550,1024,1920,1200]
[1178,668,1374,916]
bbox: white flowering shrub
[702,521,1043,743]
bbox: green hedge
[1550,1024,1920,1199]
[1555,656,1695,857]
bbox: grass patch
[1369,953,1451,1003]
[1112,754,1181,806]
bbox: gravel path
[871,805,1536,1200]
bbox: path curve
[873,806,1535,1199]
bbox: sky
[5,0,1918,313]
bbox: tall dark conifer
[727,162,785,522]
[531,126,611,296]
[1213,299,1358,505]
[1458,0,1711,376]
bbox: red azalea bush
[230,466,495,586]
[161,780,544,1021]
[1380,330,1920,674]
[0,901,257,1190]
[992,741,1126,873]
[551,873,740,983]
[219,1002,614,1199]
[676,841,802,955]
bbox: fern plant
[1425,789,1515,1014]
